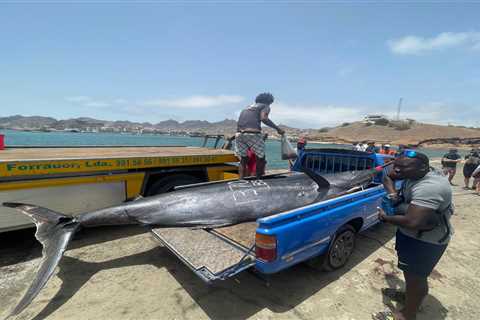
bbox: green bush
[318,127,329,133]
[388,120,412,131]
[373,118,390,126]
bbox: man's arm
[260,110,284,135]
[379,204,438,230]
[472,164,480,177]
[441,157,461,163]
[382,174,397,195]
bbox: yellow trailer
[0,146,238,232]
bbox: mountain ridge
[1,115,479,148]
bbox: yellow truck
[0,145,238,232]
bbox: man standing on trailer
[235,92,284,179]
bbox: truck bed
[0,146,234,161]
[0,146,237,178]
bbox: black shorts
[463,164,477,178]
[395,230,447,278]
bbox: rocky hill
[0,115,57,129]
[310,121,480,148]
[0,115,301,137]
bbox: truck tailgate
[151,226,256,282]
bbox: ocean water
[0,130,461,169]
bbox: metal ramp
[151,227,255,282]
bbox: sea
[0,129,461,170]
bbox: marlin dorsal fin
[301,167,330,189]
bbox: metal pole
[396,97,403,120]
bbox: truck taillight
[255,233,277,262]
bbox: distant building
[363,114,388,124]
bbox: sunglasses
[403,150,417,158]
[401,150,430,167]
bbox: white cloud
[269,101,480,129]
[64,96,126,108]
[399,102,480,126]
[143,95,245,108]
[84,101,111,108]
[271,102,365,128]
[65,96,91,103]
[388,31,480,55]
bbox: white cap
[384,144,391,148]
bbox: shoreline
[4,129,478,150]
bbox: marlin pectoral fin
[2,203,80,318]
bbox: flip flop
[372,310,396,320]
[381,288,406,304]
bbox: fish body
[79,172,323,228]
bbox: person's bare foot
[372,310,409,320]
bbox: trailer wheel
[323,224,356,271]
[146,174,202,196]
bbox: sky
[1,1,479,129]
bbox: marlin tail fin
[2,202,80,319]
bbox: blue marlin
[3,167,382,318]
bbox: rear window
[302,153,374,174]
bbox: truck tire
[146,174,202,196]
[322,224,356,271]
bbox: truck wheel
[146,174,202,196]
[323,225,356,271]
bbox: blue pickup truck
[151,148,393,282]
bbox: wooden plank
[151,227,252,275]
[213,222,257,249]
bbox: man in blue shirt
[366,141,379,153]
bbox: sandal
[372,310,396,320]
[381,288,406,304]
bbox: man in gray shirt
[235,93,284,179]
[374,150,452,320]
